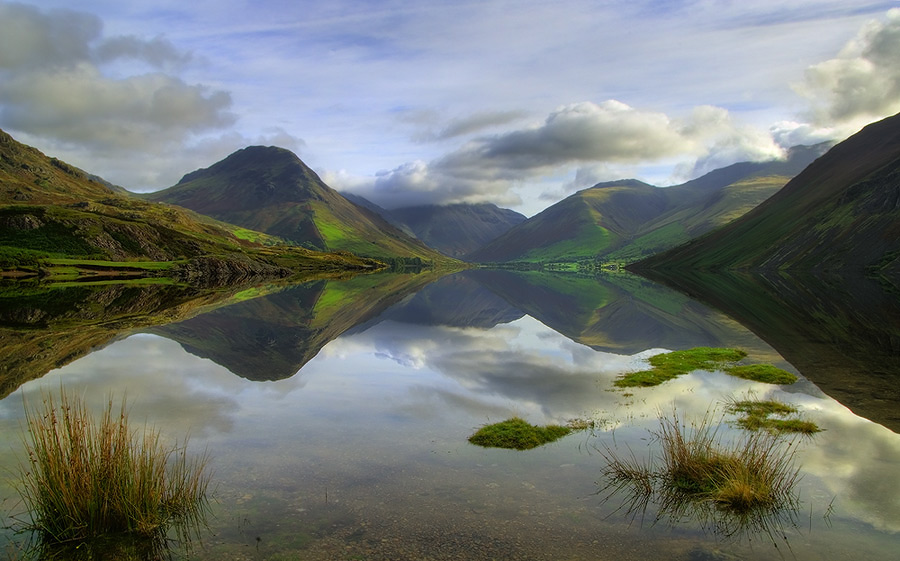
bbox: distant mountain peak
[177,145,316,187]
[150,146,450,262]
[587,178,653,190]
[387,203,527,258]
[466,145,828,264]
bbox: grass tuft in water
[600,409,801,519]
[14,390,211,548]
[655,412,799,513]
[468,417,572,450]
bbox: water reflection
[0,270,898,559]
[636,269,900,432]
[14,519,207,561]
[147,272,440,380]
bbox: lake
[1,270,898,560]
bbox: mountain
[631,113,900,275]
[340,192,416,237]
[0,129,381,281]
[388,203,527,258]
[465,145,829,264]
[465,179,662,263]
[338,196,527,259]
[146,146,453,266]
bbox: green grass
[607,222,689,263]
[45,258,175,270]
[658,412,800,513]
[615,347,747,387]
[47,277,178,288]
[614,347,798,388]
[14,391,211,548]
[726,364,797,385]
[231,227,267,243]
[726,398,821,435]
[468,417,573,450]
[518,225,612,263]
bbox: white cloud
[341,100,787,209]
[0,1,238,190]
[795,8,900,129]
[4,1,898,210]
[95,34,193,69]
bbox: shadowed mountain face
[388,203,527,259]
[465,145,828,263]
[626,114,900,432]
[634,113,900,274]
[146,146,449,264]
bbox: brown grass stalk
[14,390,211,547]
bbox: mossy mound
[468,417,572,450]
[727,399,821,435]
[615,347,798,388]
[615,347,747,387]
[726,364,797,385]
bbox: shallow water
[1,271,898,560]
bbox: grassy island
[468,417,574,450]
[615,347,798,388]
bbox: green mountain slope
[465,146,827,264]
[0,129,381,281]
[466,180,666,263]
[146,146,455,266]
[388,203,526,258]
[633,113,900,274]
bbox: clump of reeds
[15,390,211,547]
[655,411,800,514]
[598,408,802,538]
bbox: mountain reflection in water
[0,270,898,560]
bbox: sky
[1,1,899,216]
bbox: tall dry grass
[655,410,800,514]
[15,391,211,546]
[599,408,802,539]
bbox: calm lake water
[1,270,898,560]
